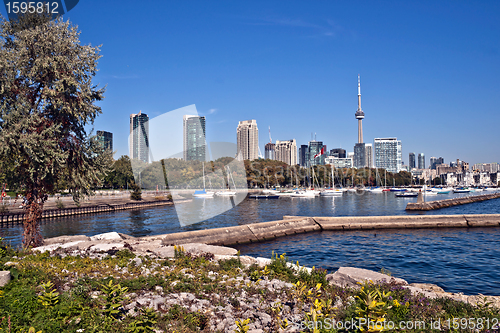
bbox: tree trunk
[23,198,44,248]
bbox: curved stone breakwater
[1,231,498,332]
[406,192,500,211]
[133,214,500,247]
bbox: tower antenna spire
[269,126,272,143]
[358,74,361,96]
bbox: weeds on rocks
[1,245,500,332]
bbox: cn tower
[355,74,365,143]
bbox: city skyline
[42,1,500,166]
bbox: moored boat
[320,189,343,196]
[249,194,279,199]
[395,192,418,197]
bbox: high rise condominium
[264,143,275,160]
[183,115,206,162]
[129,111,149,163]
[365,143,373,168]
[418,153,425,169]
[374,138,402,173]
[409,152,416,169]
[299,145,309,167]
[275,139,297,165]
[236,120,259,161]
[308,140,326,166]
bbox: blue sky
[3,1,499,166]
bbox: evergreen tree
[0,13,111,248]
[129,181,142,201]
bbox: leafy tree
[104,155,134,189]
[0,13,111,247]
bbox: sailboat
[321,168,343,196]
[216,166,237,196]
[291,167,318,197]
[367,169,383,193]
[193,162,215,198]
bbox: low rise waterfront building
[325,156,353,168]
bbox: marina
[2,190,500,295]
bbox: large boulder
[0,271,10,287]
[43,235,90,245]
[326,267,407,288]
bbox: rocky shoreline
[1,232,499,332]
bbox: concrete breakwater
[144,214,500,247]
[0,199,184,226]
[406,192,500,211]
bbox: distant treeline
[101,156,416,189]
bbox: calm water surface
[2,191,500,295]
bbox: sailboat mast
[202,163,206,190]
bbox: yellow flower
[393,299,400,307]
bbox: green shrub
[38,281,59,307]
[55,199,64,209]
[100,280,128,319]
[218,257,242,271]
[0,203,9,214]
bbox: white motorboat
[290,190,316,197]
[215,191,236,196]
[367,187,383,193]
[320,189,343,196]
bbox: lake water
[2,191,500,295]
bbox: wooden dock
[0,200,176,226]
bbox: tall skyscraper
[96,130,113,151]
[264,143,275,160]
[299,144,309,167]
[183,115,206,161]
[409,153,416,169]
[353,75,367,168]
[275,139,297,165]
[430,156,444,169]
[374,138,402,173]
[308,140,326,166]
[418,153,425,169]
[365,143,373,168]
[236,120,259,161]
[354,143,366,169]
[264,126,275,160]
[129,111,149,163]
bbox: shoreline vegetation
[1,233,500,333]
